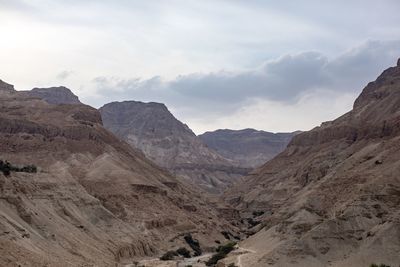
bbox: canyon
[0,59,399,267]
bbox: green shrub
[216,242,236,254]
[370,264,391,267]
[206,242,237,266]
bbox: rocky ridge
[25,86,82,105]
[222,60,400,266]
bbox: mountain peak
[353,60,400,110]
[100,100,249,193]
[28,86,81,105]
[0,79,15,92]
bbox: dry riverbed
[125,253,213,267]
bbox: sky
[1,0,400,134]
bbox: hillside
[199,129,299,168]
[222,59,400,266]
[0,81,239,266]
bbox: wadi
[0,59,399,266]
[1,2,400,267]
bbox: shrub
[370,264,391,267]
[0,160,37,176]
[176,247,191,258]
[160,250,178,261]
[206,242,237,266]
[216,242,236,254]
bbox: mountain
[99,101,250,194]
[222,60,400,267]
[0,79,14,92]
[25,86,81,105]
[0,81,239,266]
[199,129,299,168]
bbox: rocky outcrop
[26,86,81,105]
[224,60,400,267]
[0,79,14,92]
[100,101,250,194]
[199,129,299,168]
[0,84,239,266]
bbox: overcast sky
[1,0,400,134]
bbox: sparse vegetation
[176,247,191,258]
[160,250,178,261]
[0,160,37,176]
[370,264,391,267]
[206,242,237,266]
[160,247,192,261]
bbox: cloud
[2,1,400,133]
[88,40,400,117]
[187,90,358,134]
[56,70,74,80]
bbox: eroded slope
[0,83,238,266]
[224,60,400,267]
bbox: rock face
[199,129,299,168]
[0,79,14,92]
[100,101,250,194]
[0,85,239,266]
[26,86,81,104]
[224,61,400,267]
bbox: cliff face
[223,60,400,267]
[26,86,81,105]
[0,85,239,266]
[100,101,250,194]
[199,129,299,168]
[0,79,14,92]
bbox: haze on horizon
[1,0,400,134]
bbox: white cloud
[87,40,400,133]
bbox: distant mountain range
[199,128,300,168]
